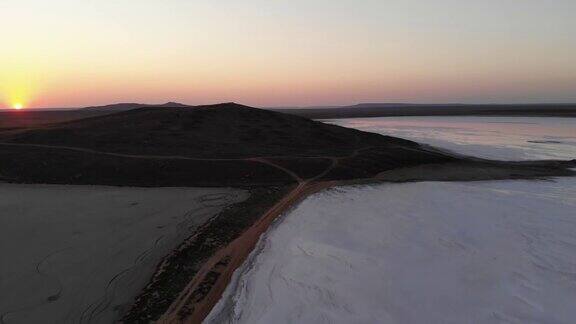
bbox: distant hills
[274,103,576,119]
[82,102,191,111]
[81,101,576,118]
[1,102,574,129]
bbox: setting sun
[13,103,23,110]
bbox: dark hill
[0,103,573,187]
[1,103,415,158]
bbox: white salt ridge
[207,116,576,324]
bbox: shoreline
[156,181,330,323]
[157,181,337,324]
[119,185,290,323]
[117,178,338,323]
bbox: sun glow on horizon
[1,75,36,110]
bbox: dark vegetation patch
[527,140,564,144]
[323,146,459,180]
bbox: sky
[1,0,575,109]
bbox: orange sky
[1,0,575,109]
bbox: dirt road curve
[155,155,342,323]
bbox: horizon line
[3,101,576,111]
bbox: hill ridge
[0,103,573,187]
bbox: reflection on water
[327,116,576,160]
